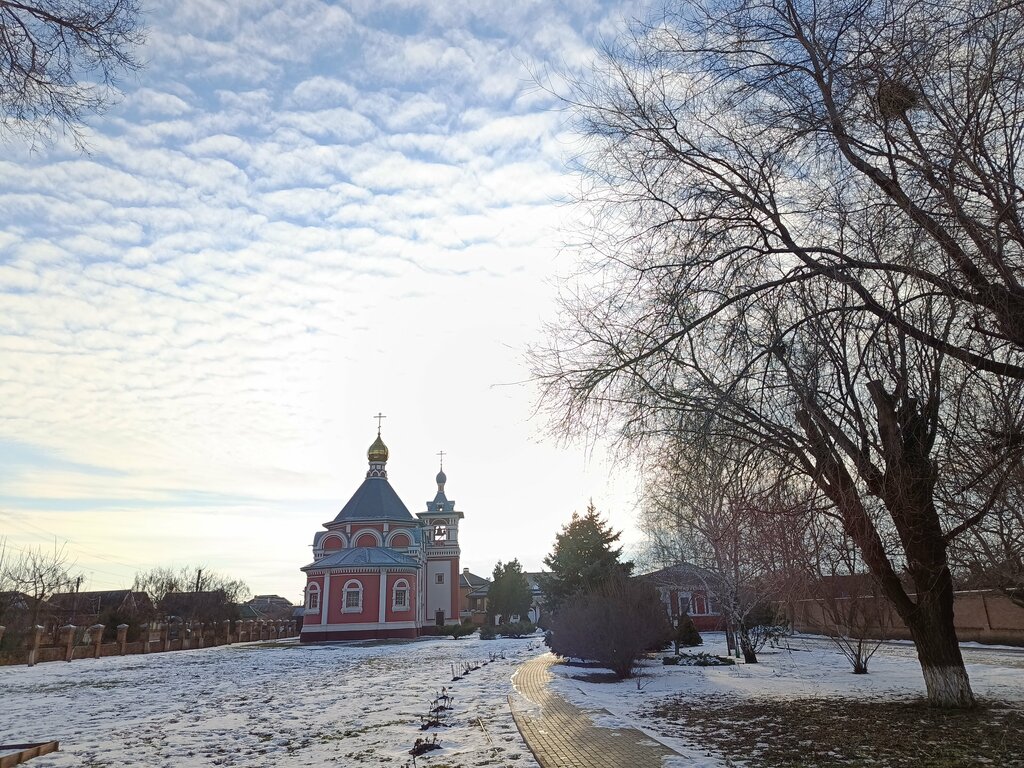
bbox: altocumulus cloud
[0,0,641,594]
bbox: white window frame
[678,591,692,616]
[342,579,363,613]
[305,583,321,612]
[392,579,410,611]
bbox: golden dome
[368,433,389,463]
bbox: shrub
[479,625,496,640]
[678,652,735,666]
[447,623,477,640]
[500,621,536,638]
[675,612,702,649]
[546,575,672,678]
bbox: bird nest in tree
[877,79,920,119]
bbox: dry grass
[649,695,1024,767]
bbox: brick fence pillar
[61,624,76,662]
[196,622,204,649]
[88,624,104,658]
[0,624,5,647]
[117,624,129,655]
[140,623,150,653]
[27,625,44,666]
[222,619,232,645]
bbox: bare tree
[3,541,79,629]
[534,0,1024,708]
[947,463,1024,608]
[132,564,251,618]
[0,0,143,147]
[800,522,890,674]
[642,428,799,663]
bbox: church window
[690,594,709,615]
[305,583,320,611]
[435,572,445,585]
[390,532,410,548]
[392,579,410,611]
[678,592,692,616]
[343,580,363,612]
[433,523,447,542]
[355,530,380,547]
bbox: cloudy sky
[0,0,648,601]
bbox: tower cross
[374,412,386,434]
[437,449,445,470]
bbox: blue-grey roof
[333,477,415,523]
[302,547,420,571]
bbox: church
[299,428,464,641]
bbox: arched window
[305,583,321,612]
[354,529,382,547]
[342,580,363,613]
[322,535,344,551]
[392,579,410,611]
[389,532,411,548]
[433,523,448,542]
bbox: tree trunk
[904,590,975,708]
[739,629,758,663]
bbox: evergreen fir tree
[676,611,702,650]
[538,503,633,610]
[487,559,532,623]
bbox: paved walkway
[510,654,680,768]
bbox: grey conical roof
[332,477,415,523]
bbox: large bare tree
[0,0,143,146]
[535,0,1024,707]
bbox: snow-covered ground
[7,632,1022,768]
[1,635,544,768]
[547,632,1024,765]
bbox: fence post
[117,624,129,655]
[196,622,204,649]
[27,625,44,666]
[223,619,232,645]
[162,621,171,652]
[61,624,76,662]
[140,623,150,653]
[181,620,191,651]
[88,624,104,658]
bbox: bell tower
[417,452,463,628]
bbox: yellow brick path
[510,654,681,768]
